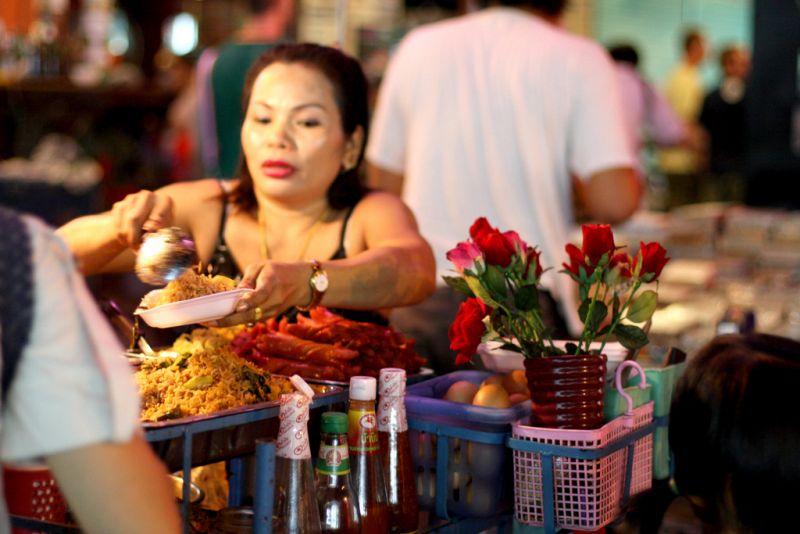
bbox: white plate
[477,340,627,380]
[134,288,254,328]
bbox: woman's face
[241,61,362,207]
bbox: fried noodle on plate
[142,269,237,309]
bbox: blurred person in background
[366,0,640,374]
[658,27,707,208]
[608,43,689,211]
[698,44,750,204]
[167,0,296,180]
[0,207,179,534]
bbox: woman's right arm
[57,189,179,275]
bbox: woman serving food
[58,43,436,326]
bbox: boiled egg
[471,383,511,409]
[443,380,479,404]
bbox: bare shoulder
[157,178,230,204]
[353,190,413,218]
[159,179,235,229]
[349,191,423,241]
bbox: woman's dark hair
[669,333,800,532]
[230,43,369,211]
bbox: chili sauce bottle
[347,376,390,532]
[378,368,419,533]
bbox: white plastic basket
[509,361,654,532]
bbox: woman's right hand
[110,190,175,249]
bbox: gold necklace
[258,207,331,261]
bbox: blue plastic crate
[405,370,532,518]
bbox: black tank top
[208,182,388,326]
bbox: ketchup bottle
[347,376,390,532]
[378,368,419,533]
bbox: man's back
[368,7,633,295]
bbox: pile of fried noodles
[135,327,292,422]
[145,270,236,308]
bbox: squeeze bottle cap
[378,368,406,397]
[349,376,376,401]
[320,411,348,434]
[289,374,315,399]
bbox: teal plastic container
[621,363,686,479]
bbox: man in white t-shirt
[0,208,179,534]
[367,0,640,373]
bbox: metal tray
[306,366,435,387]
[144,384,346,472]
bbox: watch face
[311,272,329,292]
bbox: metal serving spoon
[135,227,198,286]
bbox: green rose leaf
[466,276,500,308]
[514,284,539,311]
[484,264,508,298]
[442,275,474,297]
[626,290,658,323]
[614,323,649,350]
[579,299,608,332]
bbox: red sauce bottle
[378,368,419,533]
[347,376,390,532]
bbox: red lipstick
[261,160,295,178]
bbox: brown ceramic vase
[523,353,607,429]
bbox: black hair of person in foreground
[614,333,800,533]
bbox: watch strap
[296,259,326,312]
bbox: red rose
[503,230,528,254]
[609,252,633,279]
[469,217,516,267]
[634,242,669,280]
[581,224,615,268]
[562,243,589,277]
[525,247,544,280]
[469,217,494,240]
[449,298,489,365]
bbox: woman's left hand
[207,261,307,327]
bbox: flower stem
[599,280,642,352]
[577,270,604,354]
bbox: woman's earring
[342,155,357,172]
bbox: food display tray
[144,384,346,472]
[306,366,435,388]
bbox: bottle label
[276,393,311,460]
[377,396,408,432]
[347,407,380,454]
[317,443,350,475]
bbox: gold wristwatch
[296,259,328,311]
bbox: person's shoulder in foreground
[0,208,180,534]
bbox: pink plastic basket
[509,361,654,531]
[3,464,67,533]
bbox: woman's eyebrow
[252,101,328,112]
